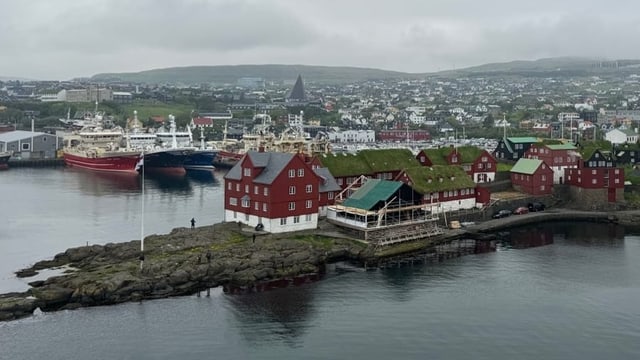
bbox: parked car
[514,206,529,215]
[528,202,545,212]
[492,209,512,219]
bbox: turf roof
[401,165,476,194]
[319,148,420,177]
[420,145,486,165]
[359,148,420,172]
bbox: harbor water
[1,168,640,359]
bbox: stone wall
[567,187,625,210]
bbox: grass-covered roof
[359,148,420,172]
[318,153,372,177]
[579,140,612,160]
[402,165,475,194]
[421,145,486,165]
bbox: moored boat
[62,114,142,174]
[63,147,141,173]
[0,151,11,170]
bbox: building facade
[224,151,328,233]
[493,137,539,161]
[564,149,624,204]
[524,143,580,184]
[0,130,63,159]
[510,158,554,195]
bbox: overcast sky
[1,0,638,80]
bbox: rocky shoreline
[1,209,638,322]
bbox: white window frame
[306,200,312,208]
[288,202,295,211]
[306,184,312,193]
[289,186,296,195]
[229,197,238,206]
[298,169,304,177]
[264,187,269,196]
[288,169,295,178]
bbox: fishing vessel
[124,112,190,175]
[62,113,142,173]
[208,116,331,168]
[184,126,218,171]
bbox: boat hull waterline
[63,152,142,174]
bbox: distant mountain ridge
[91,64,412,85]
[85,57,640,85]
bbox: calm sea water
[1,168,640,359]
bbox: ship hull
[143,148,192,175]
[0,153,10,170]
[63,151,141,173]
[184,149,218,171]
[212,150,243,169]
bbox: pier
[8,158,65,168]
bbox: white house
[605,128,639,145]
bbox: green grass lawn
[497,163,513,172]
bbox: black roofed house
[224,151,335,233]
[327,179,443,245]
[613,142,640,165]
[493,137,539,161]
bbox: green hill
[91,64,413,85]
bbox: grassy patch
[291,235,336,250]
[209,234,248,251]
[497,163,513,172]
[374,240,427,257]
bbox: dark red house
[224,151,338,233]
[564,149,624,204]
[510,158,554,195]
[524,143,580,184]
[416,145,498,183]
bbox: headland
[1,209,638,322]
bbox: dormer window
[450,176,455,181]
[451,155,458,163]
[243,168,251,177]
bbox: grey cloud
[5,0,317,53]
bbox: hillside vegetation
[91,64,413,85]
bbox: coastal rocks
[1,222,367,321]
[0,293,39,321]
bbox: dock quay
[8,158,65,168]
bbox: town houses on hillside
[415,145,497,183]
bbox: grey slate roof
[314,167,341,193]
[0,130,48,143]
[223,151,296,185]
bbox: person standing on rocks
[191,218,196,229]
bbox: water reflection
[225,286,316,346]
[185,169,218,185]
[144,172,192,193]
[71,168,141,194]
[504,226,554,249]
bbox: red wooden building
[317,148,420,189]
[510,158,554,195]
[524,143,580,184]
[224,151,339,233]
[395,165,485,213]
[564,149,624,203]
[416,145,498,183]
